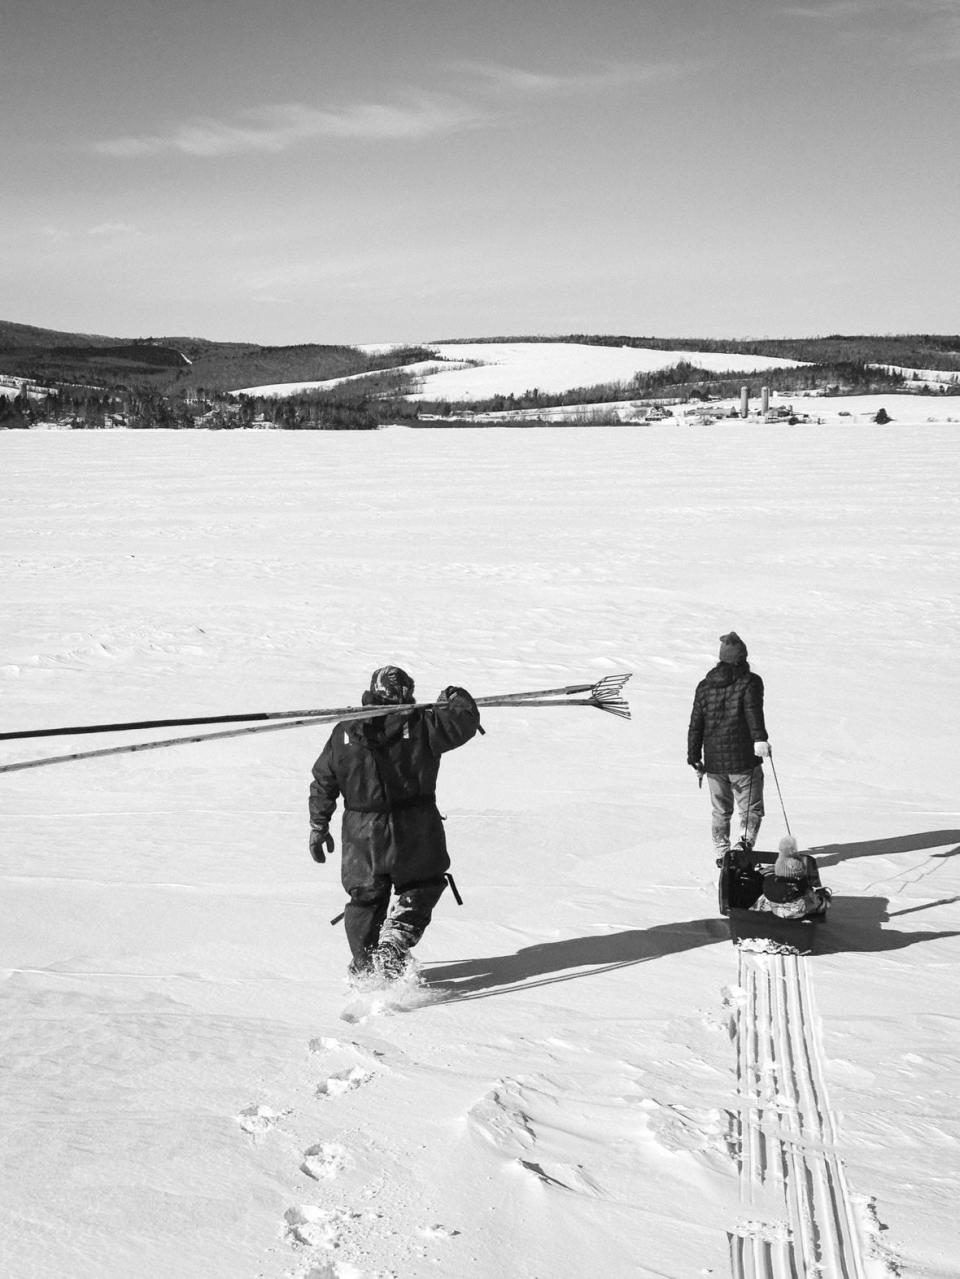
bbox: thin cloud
[453,58,689,96]
[785,1,881,16]
[784,0,960,59]
[92,61,687,160]
[785,0,957,13]
[88,221,142,237]
[94,94,484,159]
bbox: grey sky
[3,0,958,342]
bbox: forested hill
[0,321,431,393]
[434,333,960,372]
[5,319,960,393]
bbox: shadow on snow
[810,829,960,869]
[424,917,728,1001]
[425,829,960,1000]
[811,895,960,956]
[424,904,958,1001]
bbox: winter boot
[371,937,410,982]
[346,952,376,987]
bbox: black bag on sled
[717,850,765,916]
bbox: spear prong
[588,673,632,718]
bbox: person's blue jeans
[707,766,764,854]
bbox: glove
[309,829,334,864]
[753,741,771,758]
[438,685,476,709]
[438,684,470,700]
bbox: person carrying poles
[308,665,480,982]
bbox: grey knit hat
[718,632,748,664]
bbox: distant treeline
[0,371,426,431]
[0,318,436,394]
[434,333,960,373]
[413,360,941,416]
[3,357,957,431]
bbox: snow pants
[707,766,764,855]
[344,875,447,967]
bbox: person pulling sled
[308,665,480,984]
[687,631,770,859]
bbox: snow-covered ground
[0,376,55,400]
[233,340,806,399]
[464,390,960,427]
[870,363,960,390]
[2,424,959,1278]
[405,342,806,403]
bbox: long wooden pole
[0,675,631,775]
[0,677,622,742]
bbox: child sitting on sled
[753,836,832,920]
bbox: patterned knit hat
[774,835,805,879]
[367,665,415,705]
[718,632,748,664]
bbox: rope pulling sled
[0,674,632,774]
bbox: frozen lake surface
[2,424,958,1277]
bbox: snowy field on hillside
[400,343,806,403]
[2,424,959,1279]
[233,340,806,399]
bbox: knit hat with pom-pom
[719,632,748,664]
[774,835,806,879]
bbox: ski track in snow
[235,947,904,1277]
[252,956,896,1277]
[726,949,887,1278]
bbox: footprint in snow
[308,1035,349,1054]
[283,1205,373,1275]
[284,1204,351,1249]
[293,1262,364,1279]
[300,1141,348,1181]
[416,1223,461,1240]
[308,1034,391,1063]
[315,1065,374,1099]
[237,1103,290,1137]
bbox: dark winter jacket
[758,855,825,919]
[761,874,811,904]
[762,854,822,902]
[687,661,767,774]
[309,691,480,892]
